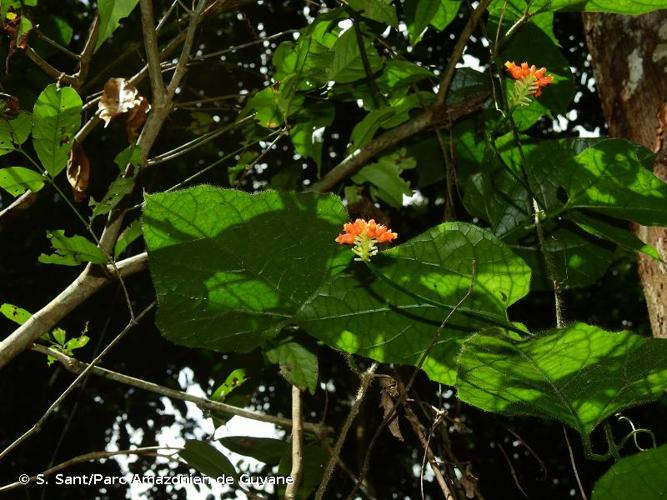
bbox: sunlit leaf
[457,323,667,436]
[298,222,532,385]
[143,188,351,353]
[592,444,667,500]
[32,85,82,177]
[266,340,318,394]
[96,0,139,50]
[0,166,44,197]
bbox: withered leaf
[0,93,19,119]
[67,140,90,202]
[98,78,143,128]
[125,95,149,143]
[379,377,404,442]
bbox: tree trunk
[583,11,667,338]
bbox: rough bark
[584,11,667,338]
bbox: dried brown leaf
[0,93,19,119]
[67,140,90,202]
[379,376,403,442]
[98,78,143,127]
[125,96,149,143]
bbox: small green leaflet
[0,167,44,197]
[0,303,32,325]
[38,230,106,266]
[96,0,139,50]
[327,28,383,84]
[266,341,318,394]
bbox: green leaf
[0,112,32,155]
[32,84,82,176]
[0,167,44,196]
[114,219,143,259]
[266,341,318,394]
[211,368,248,402]
[348,0,398,27]
[65,335,89,352]
[143,188,351,353]
[405,0,461,45]
[407,0,438,44]
[179,440,237,480]
[352,149,416,207]
[248,87,284,129]
[568,210,662,262]
[291,101,335,167]
[457,323,667,436]
[0,303,32,325]
[592,444,667,500]
[297,222,532,385]
[328,28,383,84]
[559,139,667,226]
[349,93,426,150]
[430,0,462,30]
[114,145,142,169]
[38,230,106,266]
[218,436,288,465]
[90,173,136,219]
[549,0,667,14]
[96,0,139,50]
[376,60,434,93]
[510,226,616,289]
[52,328,66,345]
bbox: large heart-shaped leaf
[297,222,531,385]
[143,187,350,353]
[457,323,667,436]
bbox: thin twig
[285,386,304,499]
[0,446,181,493]
[29,344,330,435]
[498,441,528,498]
[146,115,255,166]
[34,30,80,59]
[347,262,477,499]
[315,362,378,500]
[563,426,588,500]
[434,0,493,107]
[403,404,454,500]
[0,303,155,462]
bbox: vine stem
[315,362,378,500]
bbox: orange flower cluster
[335,219,397,245]
[504,61,554,97]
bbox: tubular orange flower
[504,61,554,97]
[335,218,397,261]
